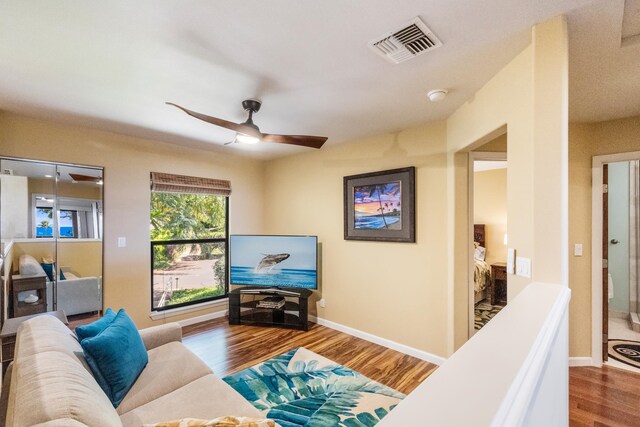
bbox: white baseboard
[309,315,446,366]
[569,357,593,367]
[176,309,228,327]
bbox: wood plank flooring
[570,366,640,427]
[183,318,640,425]
[183,317,437,394]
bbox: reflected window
[35,206,54,238]
[58,210,77,238]
[32,194,101,239]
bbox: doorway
[469,150,508,336]
[592,152,640,372]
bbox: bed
[473,224,491,304]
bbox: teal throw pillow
[75,308,116,341]
[80,309,148,408]
[40,263,55,281]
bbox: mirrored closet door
[0,158,103,321]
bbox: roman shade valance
[150,172,231,196]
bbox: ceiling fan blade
[69,173,101,182]
[166,102,262,139]
[261,134,327,149]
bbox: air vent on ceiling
[369,17,442,64]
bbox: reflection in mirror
[0,158,103,322]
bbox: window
[58,209,78,238]
[150,173,230,311]
[35,206,54,237]
[33,195,102,239]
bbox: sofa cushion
[6,351,121,427]
[14,315,88,369]
[116,341,212,414]
[19,254,46,277]
[75,307,116,341]
[81,309,148,408]
[119,375,264,427]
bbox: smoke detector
[427,89,448,102]
[369,17,442,64]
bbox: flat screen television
[229,235,317,290]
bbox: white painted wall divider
[378,283,571,426]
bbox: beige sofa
[1,315,263,426]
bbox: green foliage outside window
[150,192,228,310]
[150,193,226,269]
[150,192,226,241]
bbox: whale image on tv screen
[230,235,317,289]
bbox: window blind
[150,172,231,196]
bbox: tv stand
[229,287,312,331]
[238,287,300,296]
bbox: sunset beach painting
[353,181,402,229]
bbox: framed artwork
[343,167,415,242]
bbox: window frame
[149,196,229,312]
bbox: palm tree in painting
[39,220,50,228]
[361,184,389,228]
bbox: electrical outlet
[318,298,326,308]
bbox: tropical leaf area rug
[474,302,503,330]
[608,338,640,369]
[222,347,405,427]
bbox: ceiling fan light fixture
[236,133,260,144]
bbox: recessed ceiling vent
[369,17,442,64]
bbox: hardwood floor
[570,366,640,427]
[183,317,437,394]
[183,318,640,425]
[66,311,100,329]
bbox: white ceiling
[0,0,636,159]
[1,159,102,183]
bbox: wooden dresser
[490,262,507,306]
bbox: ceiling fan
[166,99,327,149]
[69,173,103,184]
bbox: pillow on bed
[19,255,46,277]
[474,245,486,261]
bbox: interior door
[603,164,609,362]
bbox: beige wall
[447,16,568,350]
[0,112,264,328]
[10,241,102,278]
[568,115,640,357]
[264,123,450,357]
[474,168,507,265]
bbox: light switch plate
[118,237,126,248]
[516,257,531,278]
[507,248,515,274]
[574,243,583,256]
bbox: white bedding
[474,259,491,294]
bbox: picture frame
[343,167,415,242]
